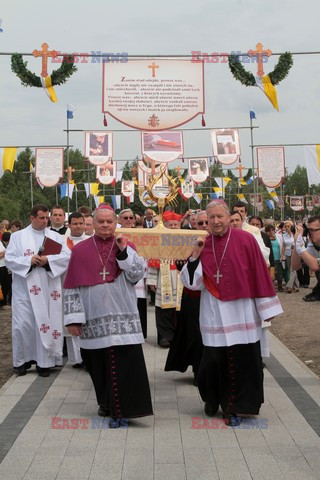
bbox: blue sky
[0,0,319,174]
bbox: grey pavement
[0,307,320,480]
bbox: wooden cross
[247,43,272,78]
[32,43,58,78]
[235,163,245,178]
[99,267,109,281]
[214,270,223,284]
[65,166,75,181]
[148,62,159,78]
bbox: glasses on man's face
[197,221,208,226]
[308,227,320,233]
[123,216,134,220]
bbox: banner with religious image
[85,131,113,166]
[180,179,194,199]
[138,159,168,188]
[290,196,304,211]
[139,190,157,207]
[35,148,64,187]
[188,158,209,183]
[306,198,314,211]
[312,195,320,208]
[211,129,240,165]
[249,193,263,208]
[141,131,183,163]
[103,59,204,130]
[121,180,135,197]
[257,147,285,188]
[96,160,116,185]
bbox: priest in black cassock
[64,205,153,424]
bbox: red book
[39,236,62,256]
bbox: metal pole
[66,115,70,216]
[250,115,257,215]
[30,171,34,208]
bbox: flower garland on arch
[11,53,77,102]
[228,52,293,110]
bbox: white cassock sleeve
[180,259,205,291]
[116,246,146,284]
[5,233,33,278]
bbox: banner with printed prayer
[142,131,183,163]
[211,129,240,165]
[103,59,204,130]
[188,158,209,183]
[96,161,116,185]
[257,147,285,188]
[304,145,320,187]
[85,132,113,166]
[35,148,63,187]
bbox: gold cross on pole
[235,163,245,178]
[247,42,272,78]
[32,43,58,78]
[148,62,159,78]
[65,166,75,181]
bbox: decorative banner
[141,131,183,163]
[312,195,320,208]
[139,190,157,207]
[180,180,194,199]
[290,196,304,211]
[85,131,113,166]
[138,159,168,187]
[277,198,284,208]
[188,158,209,183]
[304,145,320,187]
[257,147,285,188]
[103,59,204,130]
[96,161,116,185]
[121,180,135,197]
[249,193,263,207]
[35,148,63,187]
[211,129,240,165]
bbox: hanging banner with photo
[96,160,116,185]
[249,193,263,208]
[141,131,183,163]
[35,148,64,187]
[290,196,304,211]
[180,179,194,199]
[139,189,157,207]
[312,195,320,207]
[257,147,285,188]
[188,158,209,183]
[138,160,168,188]
[306,198,314,211]
[103,59,204,130]
[211,129,240,165]
[85,131,113,166]
[121,180,135,197]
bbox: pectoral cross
[148,62,159,78]
[99,267,109,281]
[32,43,58,78]
[247,43,272,78]
[214,270,223,284]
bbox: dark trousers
[0,266,11,306]
[155,306,176,345]
[297,263,310,287]
[137,298,147,339]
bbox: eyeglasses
[123,216,134,220]
[308,228,320,233]
[197,221,208,226]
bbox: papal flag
[255,75,278,111]
[304,145,320,186]
[236,193,248,203]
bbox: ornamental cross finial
[32,43,58,78]
[247,43,272,78]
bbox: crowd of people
[1,201,319,427]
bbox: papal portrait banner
[85,131,113,166]
[35,148,64,187]
[141,131,183,163]
[257,147,285,188]
[290,196,304,211]
[211,129,240,165]
[96,161,116,185]
[188,158,209,183]
[103,59,204,130]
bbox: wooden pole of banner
[30,171,34,208]
[66,115,70,216]
[249,115,257,215]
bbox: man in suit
[143,209,155,228]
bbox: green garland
[228,52,293,86]
[11,53,77,88]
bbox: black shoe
[72,362,84,369]
[303,294,320,302]
[149,301,155,306]
[223,412,241,427]
[204,402,218,417]
[98,406,110,417]
[14,365,27,376]
[36,367,50,377]
[159,339,170,348]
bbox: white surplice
[180,260,283,348]
[5,225,70,368]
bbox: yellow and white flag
[304,145,320,186]
[256,75,278,111]
[1,147,18,174]
[236,193,248,203]
[41,76,57,103]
